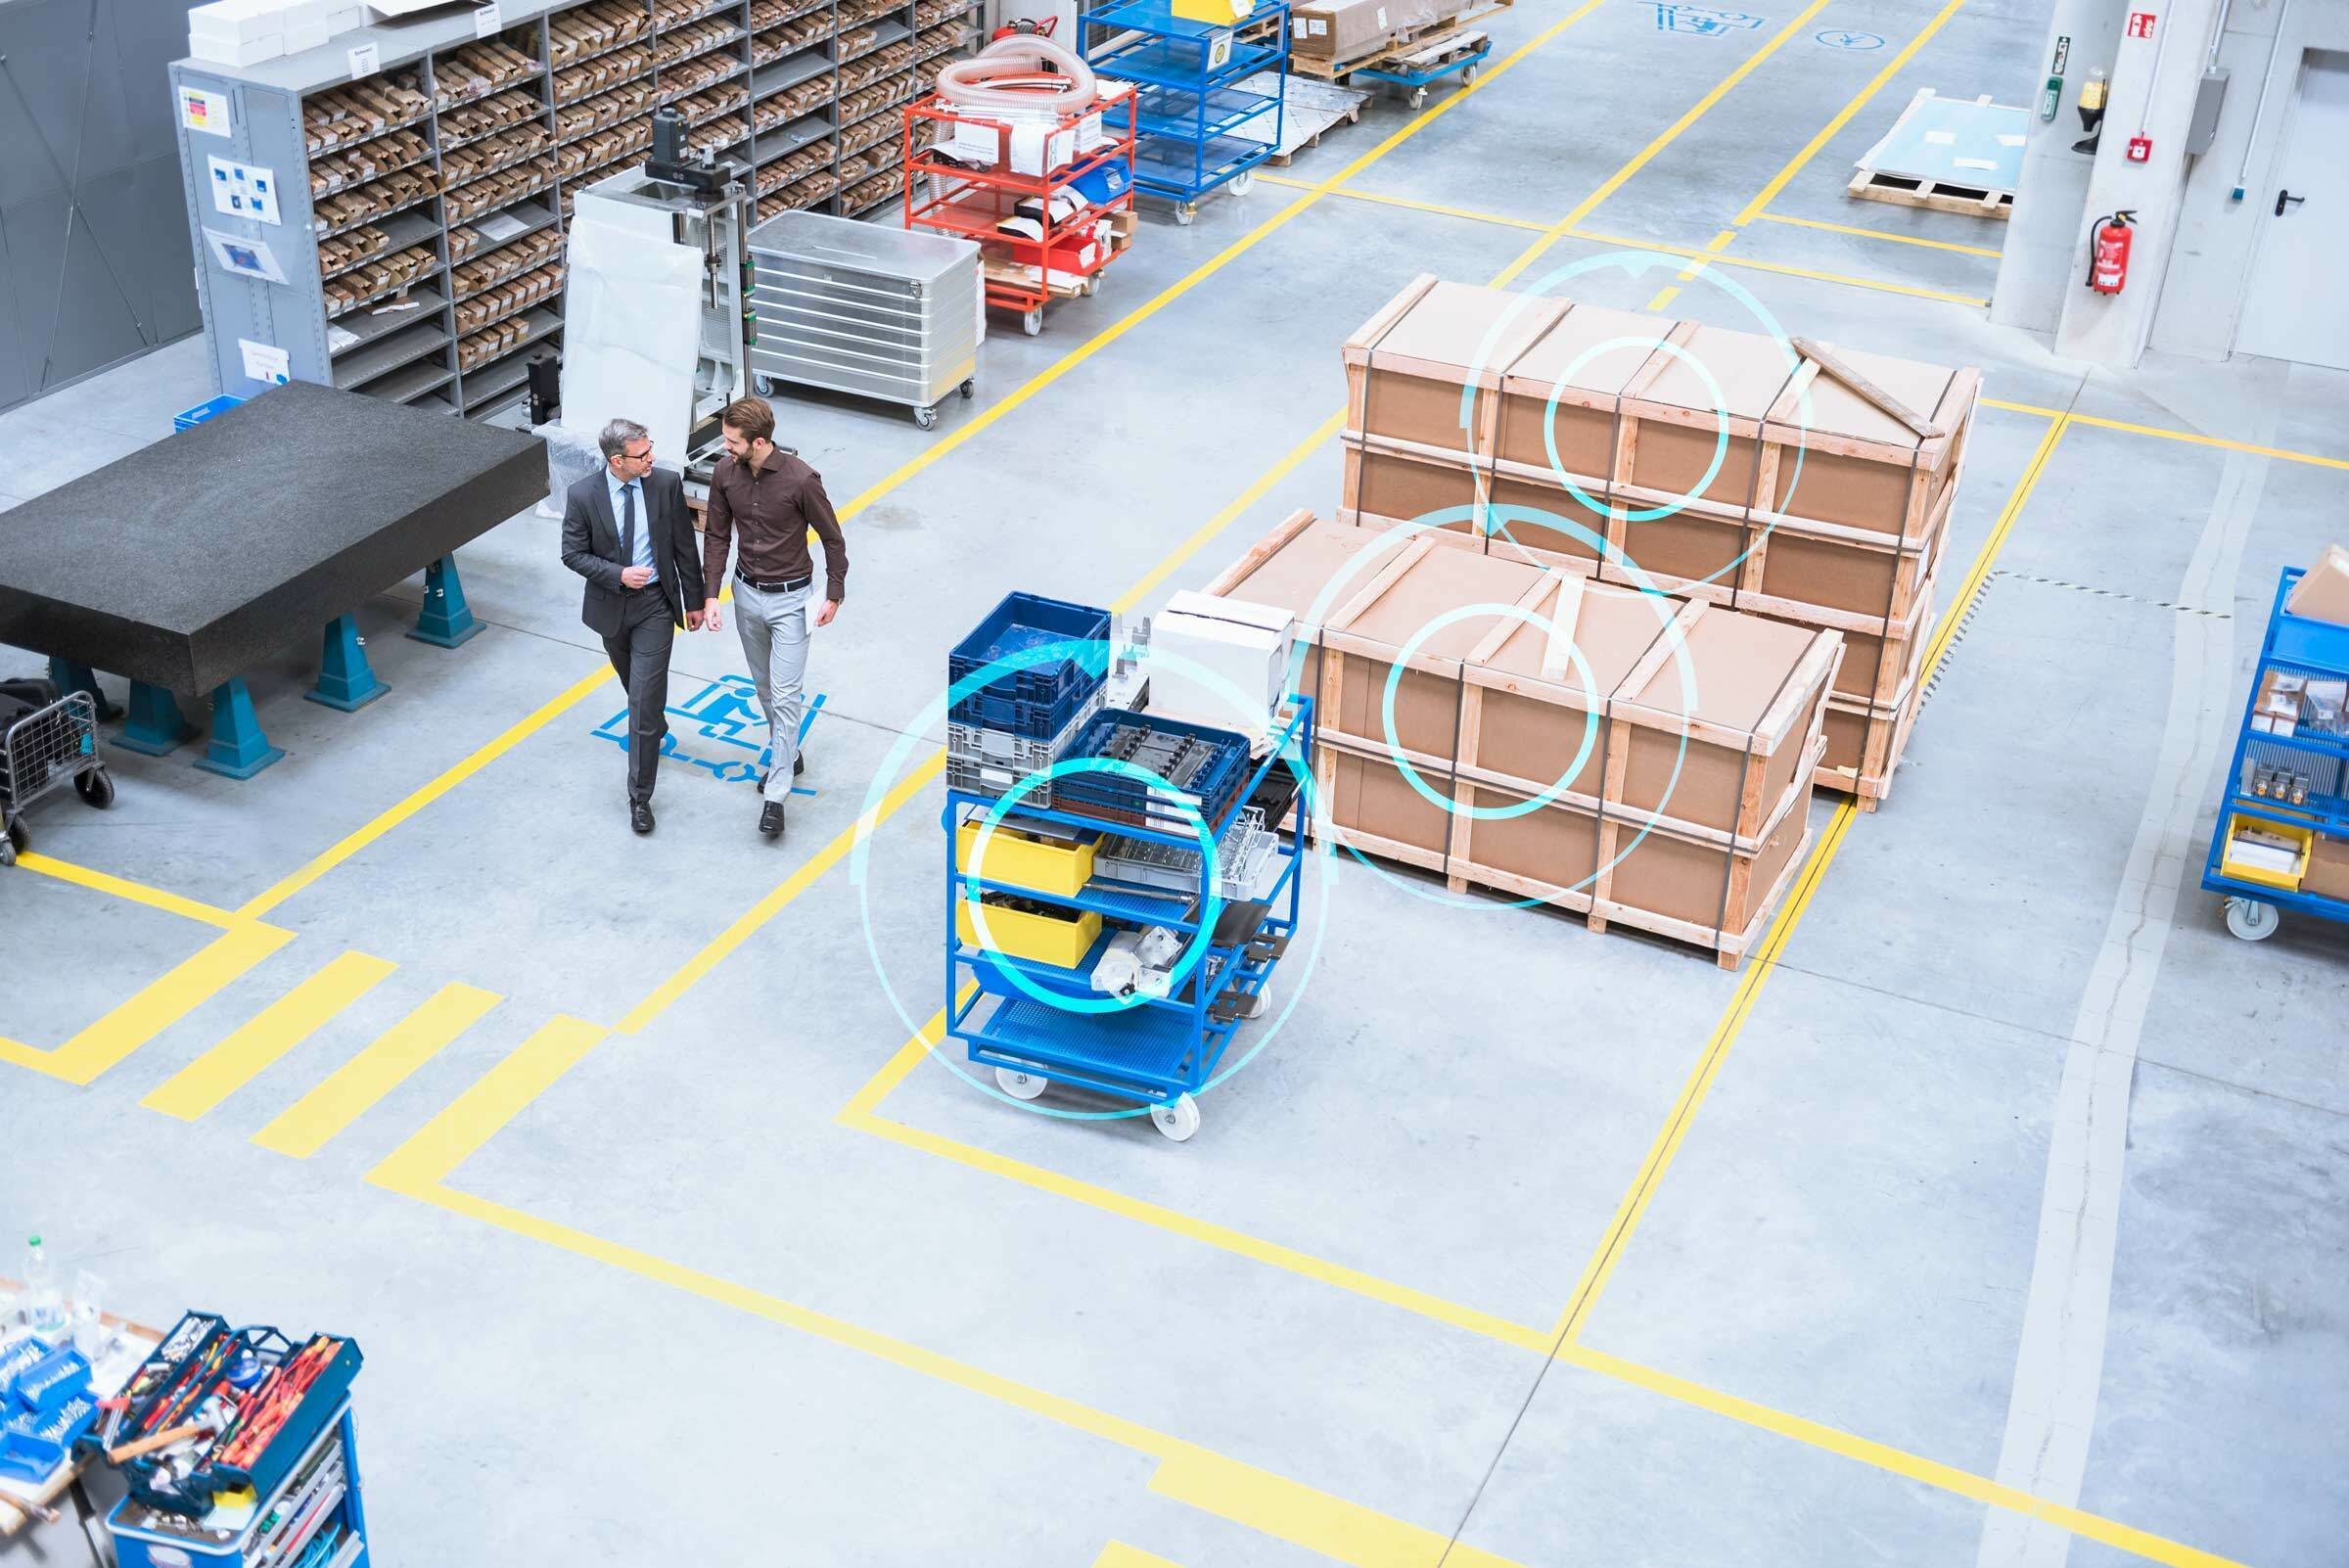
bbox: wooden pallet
[1847,167,2013,219]
[1267,102,1362,164]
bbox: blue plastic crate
[1052,710,1254,836]
[948,592,1112,734]
[2274,604,2349,674]
[0,1390,97,1481]
[172,394,246,432]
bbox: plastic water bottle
[22,1236,67,1341]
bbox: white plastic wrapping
[559,199,706,471]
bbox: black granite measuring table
[0,382,542,697]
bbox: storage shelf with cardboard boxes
[1335,274,1979,809]
[1205,509,1839,969]
[172,0,979,417]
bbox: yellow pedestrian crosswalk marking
[366,1015,607,1191]
[142,950,397,1121]
[253,982,503,1158]
[0,923,296,1085]
[1092,1545,1183,1568]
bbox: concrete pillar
[1995,0,2131,336]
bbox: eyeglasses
[622,444,653,462]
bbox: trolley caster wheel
[75,766,115,809]
[753,374,775,396]
[1020,306,1043,336]
[1228,169,1254,195]
[1461,64,1479,85]
[1174,203,1197,226]
[0,839,14,869]
[2225,897,2280,942]
[1150,1093,1201,1142]
[1407,86,1429,110]
[4,817,25,855]
[958,378,976,399]
[1243,982,1271,1020]
[1078,275,1099,297]
[914,403,940,430]
[995,1066,1049,1100]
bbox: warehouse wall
[2149,0,2349,358]
[0,0,203,413]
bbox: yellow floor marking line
[1093,1545,1184,1568]
[1643,227,1736,309]
[253,981,504,1158]
[1755,210,2002,256]
[142,950,397,1121]
[15,853,239,928]
[2064,411,2349,472]
[1150,1451,1517,1568]
[1491,0,1838,287]
[1257,173,1551,232]
[1569,224,1988,306]
[219,0,1602,944]
[1559,1347,2246,1568]
[236,666,613,922]
[1553,413,2071,1339]
[365,1015,606,1191]
[1732,0,1973,227]
[0,922,295,1084]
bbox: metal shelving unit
[2201,567,2349,943]
[1081,0,1285,223]
[170,0,980,419]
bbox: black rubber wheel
[0,839,14,868]
[4,817,26,853]
[76,766,115,808]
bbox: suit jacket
[560,466,707,637]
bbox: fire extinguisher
[2087,209,2136,294]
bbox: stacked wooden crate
[1207,512,1841,969]
[1336,274,1977,807]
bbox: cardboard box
[189,29,286,65]
[1147,591,1298,743]
[1292,0,1461,60]
[2302,833,2349,901]
[2284,544,2349,626]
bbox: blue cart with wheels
[1082,0,1289,224]
[2199,566,2349,942]
[1345,28,1491,110]
[944,699,1315,1142]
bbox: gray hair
[598,418,650,459]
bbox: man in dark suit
[561,418,707,835]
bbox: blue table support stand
[408,555,481,648]
[115,681,201,756]
[47,657,122,720]
[194,676,285,779]
[308,614,390,711]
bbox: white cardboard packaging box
[1147,591,1298,742]
[190,28,288,64]
[282,18,330,51]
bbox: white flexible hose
[937,32,1097,114]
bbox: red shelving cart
[901,84,1137,335]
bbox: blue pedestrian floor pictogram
[594,676,826,795]
[1651,3,1767,32]
[1815,27,1886,48]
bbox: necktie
[621,482,638,578]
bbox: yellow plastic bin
[954,820,1096,899]
[957,897,1103,969]
[2219,814,2312,891]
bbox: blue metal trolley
[944,698,1315,1141]
[2199,566,2349,942]
[1082,0,1289,224]
[1344,30,1490,110]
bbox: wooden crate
[1816,679,1926,809]
[1313,733,1457,876]
[1313,533,1546,764]
[1204,508,1411,707]
[1455,576,1838,847]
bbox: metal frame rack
[1080,0,1286,224]
[901,88,1138,335]
[2201,567,2349,943]
[169,0,980,419]
[944,698,1315,1143]
[108,1402,368,1568]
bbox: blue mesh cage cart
[1082,0,1288,224]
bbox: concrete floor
[4,1,2348,1563]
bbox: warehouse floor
[5,0,2348,1563]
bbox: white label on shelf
[1207,28,1232,69]
[207,155,283,225]
[179,86,233,137]
[473,1,501,36]
[346,40,380,77]
[203,227,290,284]
[238,338,292,386]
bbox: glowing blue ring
[1377,601,1602,820]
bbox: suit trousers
[605,586,674,804]
[733,578,811,805]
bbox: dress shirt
[607,469,656,584]
[702,448,848,602]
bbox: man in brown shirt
[699,395,849,838]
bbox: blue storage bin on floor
[173,394,246,432]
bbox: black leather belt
[737,571,812,594]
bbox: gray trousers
[734,578,811,803]
[604,586,673,804]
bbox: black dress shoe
[755,755,807,790]
[631,801,655,835]
[759,800,785,837]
